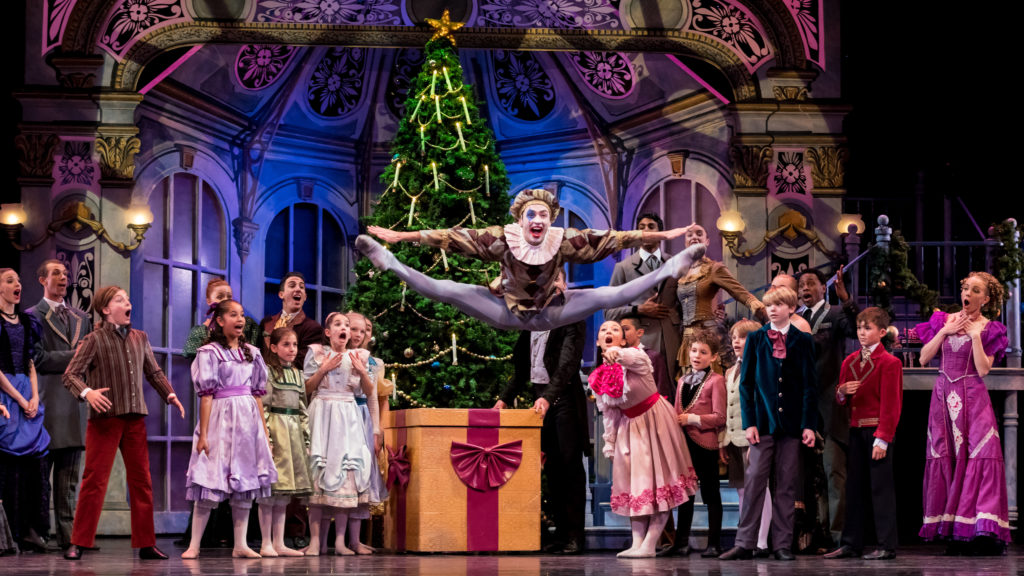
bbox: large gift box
[383,408,543,552]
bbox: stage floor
[3,538,1022,575]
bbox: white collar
[43,297,65,311]
[809,299,826,315]
[638,248,662,262]
[504,224,564,265]
[770,322,791,335]
[864,342,880,353]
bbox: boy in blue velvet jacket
[719,286,818,561]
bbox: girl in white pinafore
[303,312,373,556]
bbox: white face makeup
[519,203,552,247]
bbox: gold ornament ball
[404,347,414,358]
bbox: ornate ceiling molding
[113,22,759,100]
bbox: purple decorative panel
[306,47,366,117]
[56,247,95,313]
[786,0,824,69]
[386,48,425,119]
[43,0,76,55]
[687,0,772,72]
[98,0,190,59]
[477,0,621,28]
[770,150,810,197]
[568,51,635,99]
[255,0,401,24]
[492,50,556,121]
[56,140,95,187]
[235,44,298,90]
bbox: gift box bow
[449,439,523,491]
[387,444,410,489]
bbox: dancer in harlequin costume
[181,300,277,559]
[591,319,697,558]
[358,188,706,331]
[303,312,375,556]
[0,268,50,553]
[256,327,312,557]
[63,285,186,561]
[916,272,1010,554]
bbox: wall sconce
[668,151,690,177]
[836,213,865,236]
[716,208,841,260]
[1,200,153,254]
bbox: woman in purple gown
[916,271,1009,553]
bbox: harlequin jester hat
[510,188,561,221]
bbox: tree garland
[869,231,941,319]
[991,219,1024,285]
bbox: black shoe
[657,544,691,557]
[863,549,896,560]
[753,547,771,558]
[718,546,753,560]
[701,546,722,558]
[139,546,169,560]
[823,545,859,559]
[542,541,565,554]
[774,549,796,561]
[556,540,583,555]
[64,545,82,560]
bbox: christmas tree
[347,12,519,408]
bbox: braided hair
[206,299,254,362]
[963,271,1005,319]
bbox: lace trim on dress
[503,224,564,265]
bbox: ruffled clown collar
[504,223,564,265]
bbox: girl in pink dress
[916,271,1009,554]
[590,320,697,558]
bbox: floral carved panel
[235,44,298,90]
[786,0,824,69]
[686,0,772,72]
[255,0,401,24]
[43,0,77,55]
[568,51,636,99]
[98,0,190,60]
[56,140,96,187]
[477,0,621,29]
[492,50,556,122]
[386,48,425,119]
[306,47,366,118]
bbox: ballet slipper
[356,235,397,271]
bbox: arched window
[636,178,722,261]
[138,172,227,518]
[554,207,601,363]
[263,202,347,324]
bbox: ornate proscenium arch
[106,23,759,101]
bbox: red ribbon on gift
[450,439,523,491]
[386,444,410,489]
[392,411,408,551]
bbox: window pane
[144,179,167,259]
[170,443,194,510]
[145,352,169,437]
[322,291,344,320]
[200,272,226,319]
[143,263,168,348]
[170,354,196,437]
[303,290,317,322]
[265,209,289,281]
[293,203,318,282]
[171,173,197,263]
[171,267,195,349]
[568,211,594,283]
[264,282,282,321]
[199,182,225,269]
[663,179,692,257]
[322,213,345,289]
[148,444,167,510]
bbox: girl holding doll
[256,327,312,557]
[590,319,697,558]
[303,312,374,555]
[182,299,278,559]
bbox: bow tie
[766,329,787,359]
[860,346,873,365]
[684,369,708,387]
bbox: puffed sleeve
[616,346,653,376]
[914,310,949,349]
[250,346,268,397]
[24,313,43,363]
[190,346,221,397]
[303,344,323,380]
[982,321,1009,364]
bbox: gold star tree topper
[425,9,465,44]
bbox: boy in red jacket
[824,307,902,560]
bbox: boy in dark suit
[719,286,818,561]
[824,307,902,560]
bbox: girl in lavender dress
[916,271,1009,554]
[182,299,277,559]
[591,320,698,558]
[303,312,374,556]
